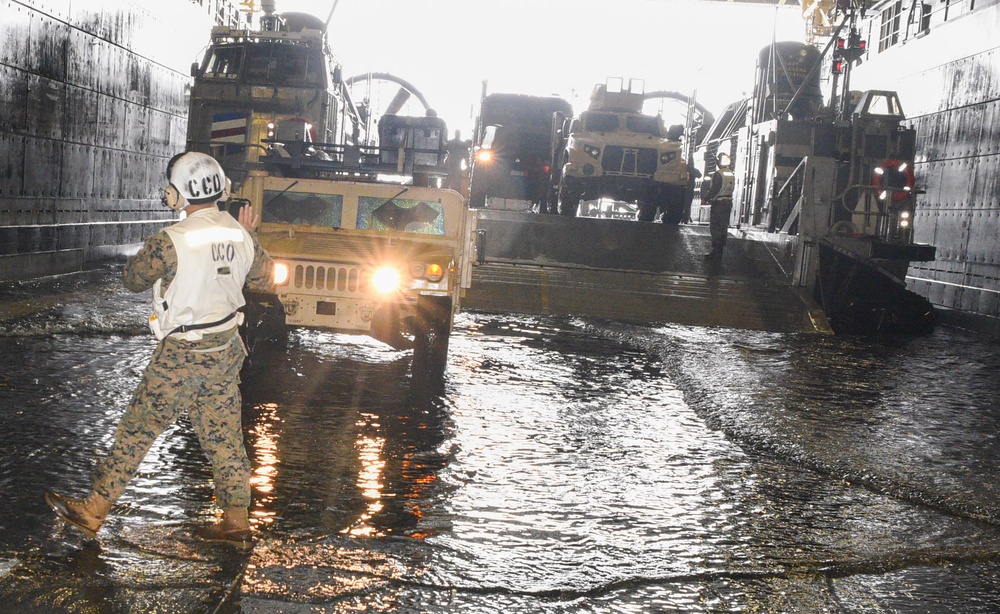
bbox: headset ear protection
[161,184,187,211]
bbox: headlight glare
[273,262,290,285]
[372,267,401,294]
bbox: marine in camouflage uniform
[46,153,273,549]
[90,229,273,510]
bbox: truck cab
[555,78,688,223]
[469,93,573,211]
[186,12,361,186]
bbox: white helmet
[162,152,228,211]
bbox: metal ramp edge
[462,211,828,334]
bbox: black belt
[166,312,238,337]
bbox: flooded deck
[1,264,999,612]
[464,211,826,334]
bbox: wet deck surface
[465,212,825,333]
[1,265,1000,612]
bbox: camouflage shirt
[123,221,274,295]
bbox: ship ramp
[463,210,829,334]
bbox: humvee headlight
[426,263,444,282]
[660,152,677,164]
[476,149,493,163]
[273,262,290,285]
[409,262,427,279]
[900,210,911,219]
[584,145,601,159]
[372,267,401,294]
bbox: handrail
[775,157,808,202]
[260,139,449,180]
[771,157,808,230]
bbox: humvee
[232,115,477,374]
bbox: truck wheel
[661,204,685,225]
[541,186,559,214]
[658,186,687,225]
[558,180,581,217]
[636,201,658,222]
[412,295,452,379]
[240,298,288,353]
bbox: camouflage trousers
[709,199,733,250]
[92,330,251,509]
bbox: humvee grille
[602,146,657,176]
[291,264,370,293]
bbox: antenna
[325,0,340,30]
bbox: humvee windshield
[358,197,444,235]
[262,191,343,227]
[203,43,324,87]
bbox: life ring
[872,160,914,202]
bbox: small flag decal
[211,112,248,143]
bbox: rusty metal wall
[853,0,1000,324]
[0,0,243,280]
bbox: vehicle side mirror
[190,62,201,77]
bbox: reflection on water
[1,269,1000,611]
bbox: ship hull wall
[0,0,241,280]
[852,0,1000,326]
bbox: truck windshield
[583,113,619,132]
[626,115,662,136]
[262,191,343,227]
[480,95,573,136]
[203,43,324,87]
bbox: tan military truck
[233,115,477,374]
[554,78,688,223]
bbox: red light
[858,40,867,50]
[832,60,844,74]
[836,37,846,50]
[543,164,550,174]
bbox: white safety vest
[716,169,735,201]
[149,208,254,341]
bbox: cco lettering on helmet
[162,152,228,211]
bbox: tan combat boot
[44,490,111,539]
[194,507,252,551]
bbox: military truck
[186,8,364,186]
[554,78,688,223]
[231,114,477,374]
[469,92,573,211]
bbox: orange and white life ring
[872,160,915,202]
